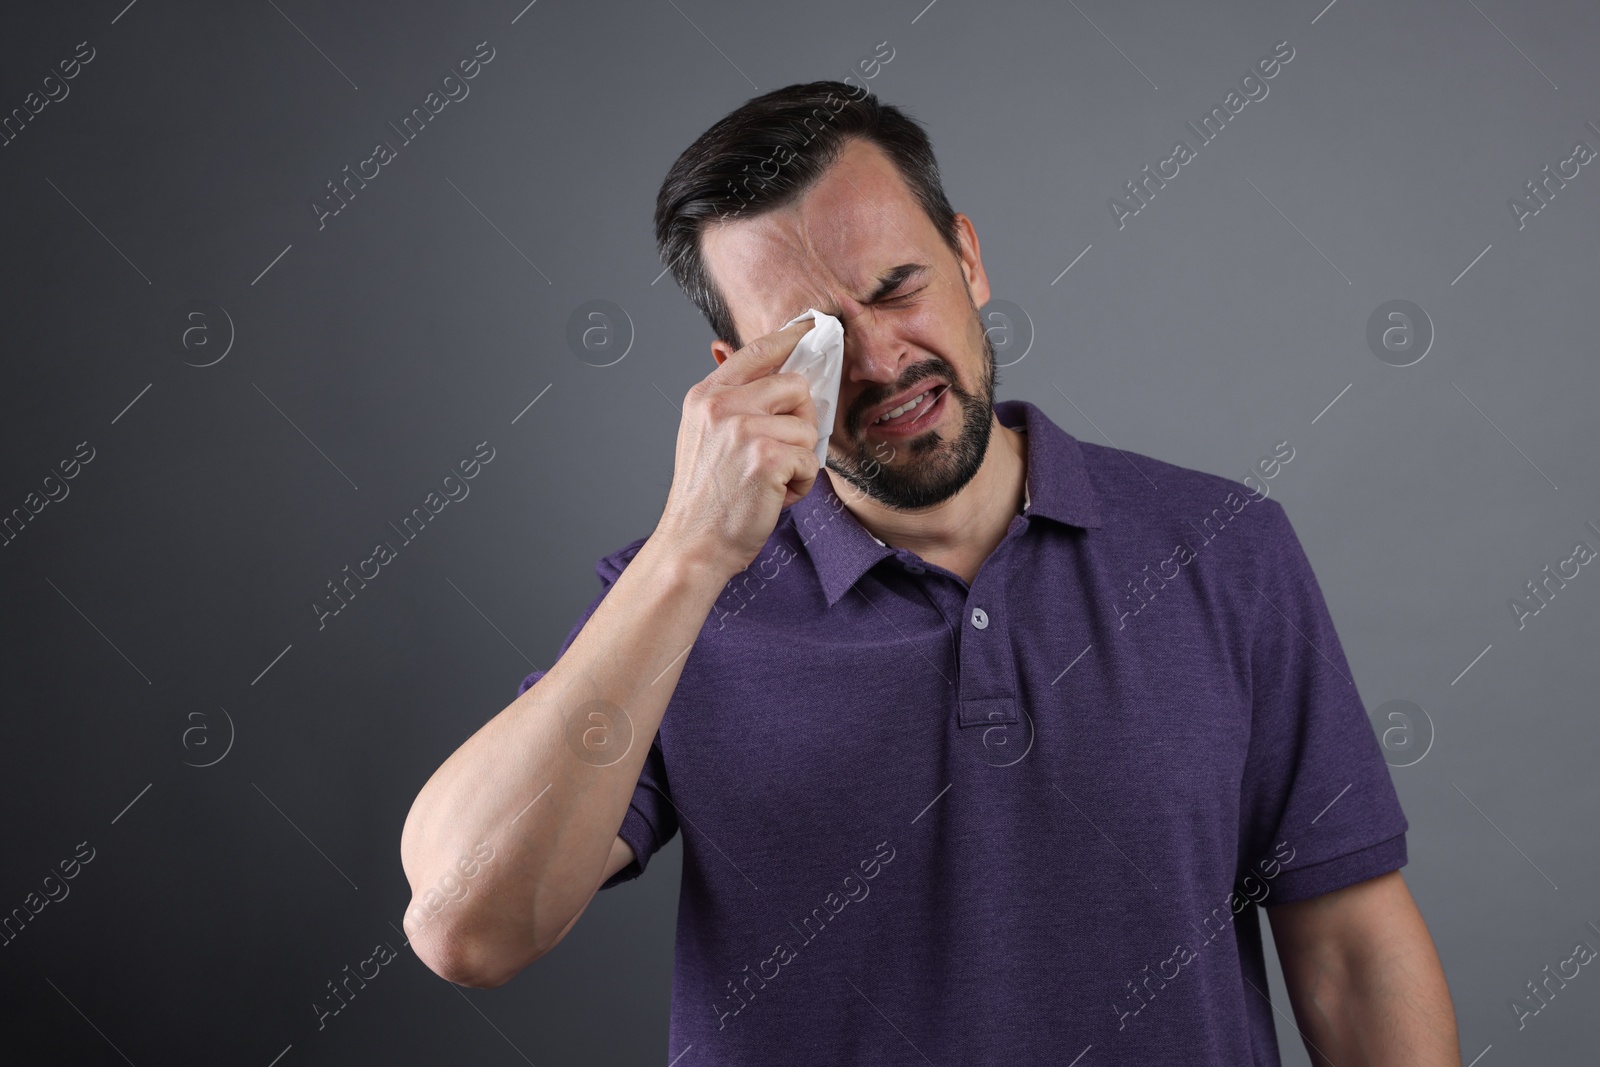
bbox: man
[400,81,1459,1064]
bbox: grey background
[2,0,1596,1063]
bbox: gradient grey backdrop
[3,0,1597,1063]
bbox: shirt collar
[791,399,1103,606]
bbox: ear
[952,212,991,309]
[711,338,736,366]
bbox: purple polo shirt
[518,398,1407,1065]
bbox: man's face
[703,137,997,512]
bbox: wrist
[638,528,735,598]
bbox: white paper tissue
[778,308,844,465]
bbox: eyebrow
[788,263,928,326]
[864,262,927,304]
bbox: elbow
[403,905,546,989]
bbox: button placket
[956,559,1023,728]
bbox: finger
[740,411,820,452]
[724,369,817,418]
[780,445,822,509]
[708,317,817,388]
[728,376,822,453]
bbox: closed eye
[882,287,925,305]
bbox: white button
[905,562,925,574]
[971,608,989,630]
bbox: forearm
[399,532,727,984]
[1273,873,1460,1066]
[1286,941,1459,1065]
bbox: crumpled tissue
[778,308,844,465]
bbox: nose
[842,315,922,406]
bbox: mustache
[848,304,995,433]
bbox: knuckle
[685,390,711,421]
[751,435,781,469]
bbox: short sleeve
[1237,499,1409,906]
[515,536,678,890]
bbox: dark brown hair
[654,80,961,349]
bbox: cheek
[895,302,959,359]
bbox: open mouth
[869,383,949,434]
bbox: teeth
[875,388,936,424]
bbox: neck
[831,415,1027,573]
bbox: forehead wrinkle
[785,247,853,327]
[783,206,914,327]
[832,168,961,299]
[778,209,849,317]
[746,211,855,334]
[715,162,935,340]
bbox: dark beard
[825,293,1000,512]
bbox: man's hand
[1268,870,1459,1065]
[657,318,822,579]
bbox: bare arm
[399,537,726,987]
[541,836,637,955]
[399,320,822,989]
[1268,870,1460,1065]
